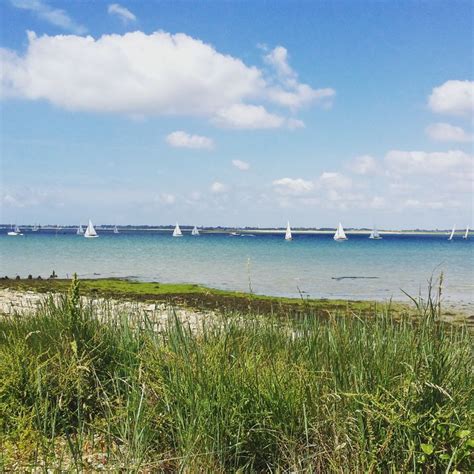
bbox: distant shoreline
[0,226,460,235]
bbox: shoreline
[1,226,462,236]
[1,277,472,326]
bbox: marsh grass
[0,276,472,472]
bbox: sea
[1,229,473,308]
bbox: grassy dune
[0,276,473,471]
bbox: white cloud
[267,84,335,110]
[425,122,472,143]
[348,155,379,175]
[212,104,285,129]
[270,148,472,216]
[9,0,86,34]
[287,118,305,130]
[401,198,463,211]
[0,32,334,129]
[272,178,314,196]
[232,159,250,171]
[166,131,214,150]
[210,181,228,193]
[428,80,474,116]
[318,172,352,189]
[1,187,62,208]
[108,3,136,22]
[0,31,262,115]
[264,46,295,79]
[264,46,336,110]
[385,150,472,176]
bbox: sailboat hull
[84,234,98,239]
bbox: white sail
[77,224,84,235]
[173,222,183,237]
[191,225,199,236]
[113,225,119,234]
[463,227,469,239]
[369,226,382,239]
[334,222,347,241]
[448,225,455,241]
[84,219,98,238]
[7,224,21,236]
[32,223,39,232]
[285,221,292,240]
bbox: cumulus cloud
[264,46,335,110]
[428,80,474,116]
[318,172,352,189]
[385,150,472,176]
[348,155,379,175]
[425,122,472,143]
[264,46,295,78]
[212,104,285,129]
[9,0,86,34]
[0,32,334,129]
[108,3,136,22]
[210,181,228,193]
[267,84,335,110]
[272,178,314,196]
[270,148,472,215]
[232,159,250,171]
[166,131,214,150]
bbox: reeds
[0,276,472,471]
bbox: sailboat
[172,222,183,237]
[369,226,382,240]
[7,224,23,236]
[76,224,84,235]
[113,225,119,234]
[32,223,39,232]
[285,221,292,241]
[84,220,98,238]
[191,225,200,236]
[463,227,469,239]
[448,225,455,241]
[333,222,348,241]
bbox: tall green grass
[0,276,472,471]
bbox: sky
[0,0,473,229]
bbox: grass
[0,277,395,317]
[0,275,473,471]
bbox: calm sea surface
[1,230,473,305]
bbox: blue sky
[1,0,472,228]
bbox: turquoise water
[1,230,473,304]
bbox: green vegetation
[0,276,473,471]
[0,277,392,317]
